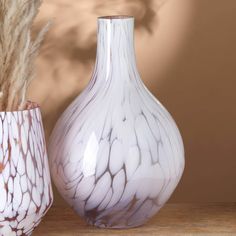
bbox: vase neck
[94,16,137,82]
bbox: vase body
[49,16,184,228]
[0,102,53,236]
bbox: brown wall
[30,0,236,204]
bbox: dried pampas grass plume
[0,0,50,111]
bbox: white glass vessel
[49,16,184,228]
[0,102,53,235]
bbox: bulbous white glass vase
[49,16,184,228]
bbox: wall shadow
[31,0,166,139]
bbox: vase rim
[98,15,134,20]
[0,101,40,114]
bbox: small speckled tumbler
[49,16,184,228]
[0,102,53,236]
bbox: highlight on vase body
[49,15,185,228]
[0,102,53,236]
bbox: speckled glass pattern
[49,16,184,228]
[0,102,53,236]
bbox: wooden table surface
[34,203,236,236]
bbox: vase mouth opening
[0,101,40,114]
[98,15,134,20]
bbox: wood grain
[34,203,236,236]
